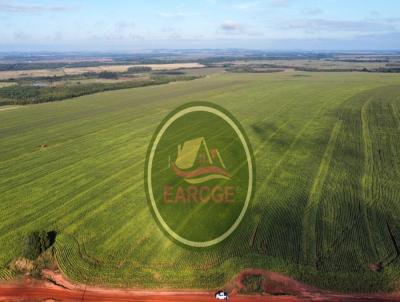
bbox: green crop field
[1,71,400,292]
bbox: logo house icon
[145,102,254,247]
[170,137,231,184]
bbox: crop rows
[2,72,400,292]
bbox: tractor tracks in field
[361,98,374,206]
[301,92,378,268]
[384,222,400,266]
[253,87,346,204]
[252,93,343,257]
[301,120,342,266]
[360,97,379,260]
[391,102,400,131]
[316,89,398,269]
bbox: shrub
[127,66,152,73]
[23,231,57,260]
[241,274,265,293]
[98,71,119,79]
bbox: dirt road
[2,283,400,302]
[0,285,309,302]
[1,269,400,302]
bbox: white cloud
[277,19,396,33]
[115,21,135,31]
[269,0,291,7]
[0,0,72,13]
[304,8,323,15]
[232,1,261,11]
[220,21,244,34]
[157,11,192,19]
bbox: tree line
[0,75,199,106]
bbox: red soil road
[1,269,400,302]
[0,286,307,302]
[3,285,400,302]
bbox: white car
[215,291,229,300]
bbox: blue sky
[0,0,399,51]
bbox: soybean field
[1,71,400,292]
